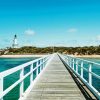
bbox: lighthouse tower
[12,35,18,48]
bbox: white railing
[0,55,51,100]
[59,54,100,99]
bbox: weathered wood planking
[25,54,86,100]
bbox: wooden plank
[25,54,86,100]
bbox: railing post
[70,58,72,67]
[36,61,39,76]
[30,63,33,83]
[76,60,78,73]
[20,68,24,97]
[40,60,42,72]
[66,57,68,65]
[42,59,44,70]
[72,59,74,69]
[0,77,3,100]
[81,61,83,78]
[89,63,92,86]
[43,58,45,68]
[67,57,69,66]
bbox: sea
[79,57,100,93]
[0,57,38,100]
[0,57,99,100]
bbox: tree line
[5,45,100,55]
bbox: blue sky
[0,0,100,48]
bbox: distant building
[12,35,18,48]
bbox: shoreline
[73,55,100,58]
[0,54,48,58]
[0,54,100,58]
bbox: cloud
[25,29,35,35]
[67,28,78,33]
[96,35,100,40]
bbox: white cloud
[67,28,78,33]
[96,35,100,40]
[25,29,35,35]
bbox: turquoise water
[78,57,100,93]
[0,57,38,72]
[0,57,100,99]
[0,57,38,100]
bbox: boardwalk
[25,54,86,100]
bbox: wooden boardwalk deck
[25,54,86,100]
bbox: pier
[25,54,86,100]
[0,53,99,100]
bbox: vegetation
[2,45,100,55]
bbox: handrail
[65,54,100,66]
[59,54,100,99]
[0,55,51,100]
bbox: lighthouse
[12,35,18,48]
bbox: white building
[12,35,18,48]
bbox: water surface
[0,57,38,100]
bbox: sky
[0,0,100,48]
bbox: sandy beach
[0,54,100,58]
[0,54,48,58]
[74,55,100,58]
